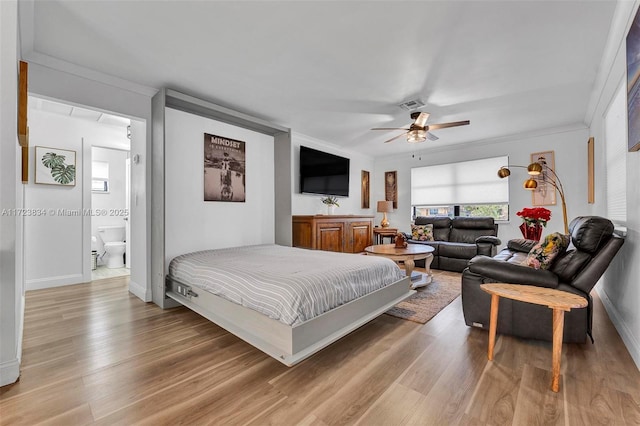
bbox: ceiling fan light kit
[407,128,427,143]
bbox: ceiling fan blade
[426,120,470,131]
[383,132,408,143]
[371,127,410,131]
[414,112,430,127]
[426,132,439,141]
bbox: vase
[327,205,335,215]
[519,222,543,241]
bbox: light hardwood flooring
[1,272,639,425]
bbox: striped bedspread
[168,244,405,326]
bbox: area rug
[386,271,462,324]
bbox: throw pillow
[411,224,434,241]
[523,232,570,270]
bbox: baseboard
[129,279,151,302]
[0,358,20,387]
[596,287,640,370]
[25,273,84,291]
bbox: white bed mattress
[168,244,405,325]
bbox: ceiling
[19,1,617,157]
[28,96,131,150]
[29,96,130,129]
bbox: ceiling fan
[372,112,470,143]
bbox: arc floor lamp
[498,161,569,234]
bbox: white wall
[0,0,23,387]
[291,132,375,216]
[91,147,128,258]
[587,0,640,369]
[164,107,275,266]
[373,125,590,246]
[24,109,129,290]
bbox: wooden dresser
[292,215,374,253]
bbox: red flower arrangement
[517,207,551,226]
[517,207,552,241]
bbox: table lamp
[377,200,393,228]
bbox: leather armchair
[461,216,624,343]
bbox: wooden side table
[365,244,435,289]
[480,283,588,392]
[373,228,397,245]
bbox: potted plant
[321,196,339,215]
[516,207,551,241]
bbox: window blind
[604,81,627,223]
[411,156,509,205]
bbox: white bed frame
[166,275,414,366]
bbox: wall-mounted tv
[300,146,350,196]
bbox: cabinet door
[316,222,345,252]
[348,221,373,253]
[292,221,313,249]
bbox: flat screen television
[299,146,350,196]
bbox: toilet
[97,225,126,268]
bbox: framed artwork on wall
[626,7,640,152]
[361,170,370,209]
[34,146,76,186]
[203,133,246,202]
[530,150,556,206]
[385,170,397,209]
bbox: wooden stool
[480,283,588,392]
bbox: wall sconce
[498,162,569,234]
[376,200,394,228]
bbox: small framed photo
[361,170,370,209]
[35,146,76,186]
[530,150,556,206]
[385,170,397,209]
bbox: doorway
[91,146,131,280]
[24,96,148,301]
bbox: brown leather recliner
[461,216,624,343]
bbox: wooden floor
[2,273,639,425]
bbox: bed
[165,244,413,366]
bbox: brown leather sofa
[461,216,624,343]
[406,216,501,272]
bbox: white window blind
[411,156,509,205]
[604,81,627,223]
[92,161,109,179]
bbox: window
[604,80,627,224]
[411,156,509,221]
[92,161,110,193]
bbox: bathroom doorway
[91,146,131,280]
[24,95,149,301]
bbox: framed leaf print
[35,146,76,186]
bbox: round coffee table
[364,244,435,289]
